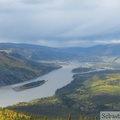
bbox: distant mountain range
[0,43,120,62]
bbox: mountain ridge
[0,43,120,61]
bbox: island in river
[12,80,46,92]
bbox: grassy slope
[56,65,120,113]
[8,96,79,118]
[0,51,60,86]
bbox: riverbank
[0,62,78,107]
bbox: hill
[0,50,60,86]
[0,43,120,62]
[8,63,120,118]
[1,43,120,118]
[0,108,95,120]
[0,43,77,61]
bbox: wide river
[0,62,85,107]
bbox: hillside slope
[0,51,60,86]
[0,108,94,120]
[0,43,77,61]
[9,64,120,118]
[0,108,31,120]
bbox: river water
[0,62,83,107]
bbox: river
[0,62,83,107]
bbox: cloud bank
[0,0,120,47]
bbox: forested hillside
[0,108,98,120]
[1,43,120,119]
[0,108,31,120]
[8,63,120,119]
[0,50,60,86]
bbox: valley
[0,43,120,119]
[0,62,78,107]
[7,61,120,119]
[0,0,119,119]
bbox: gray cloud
[0,0,120,47]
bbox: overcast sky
[0,0,120,47]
